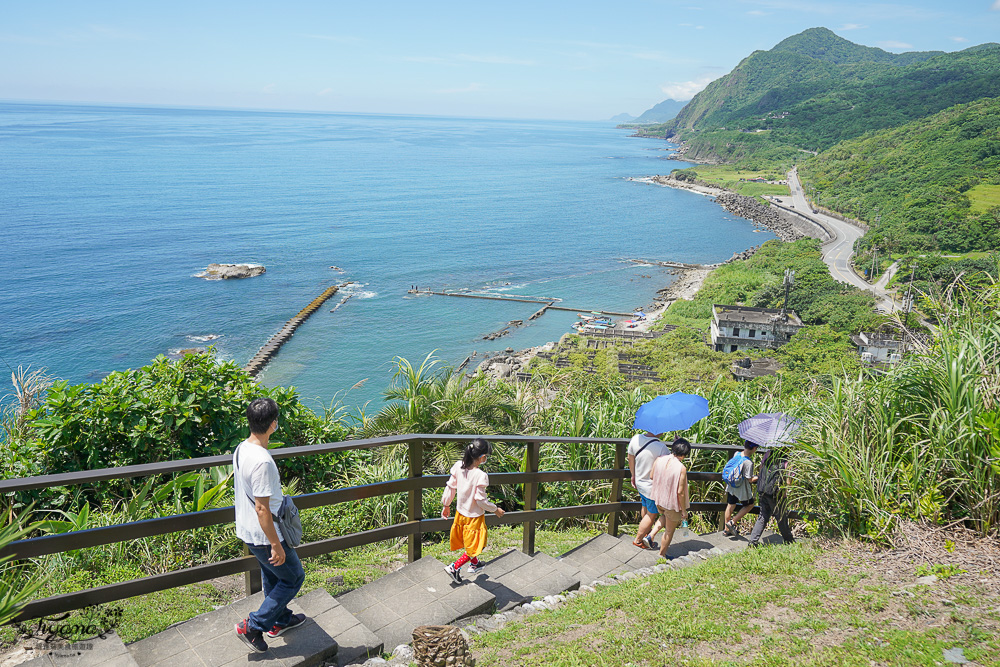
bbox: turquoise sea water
[0,103,774,410]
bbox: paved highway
[784,168,900,313]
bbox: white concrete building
[711,305,804,353]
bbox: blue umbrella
[737,412,802,448]
[633,392,710,433]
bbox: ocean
[0,102,774,412]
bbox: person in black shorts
[723,440,759,536]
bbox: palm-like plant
[0,509,49,626]
[361,353,529,474]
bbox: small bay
[0,102,774,410]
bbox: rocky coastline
[714,192,806,242]
[476,264,713,381]
[478,171,817,382]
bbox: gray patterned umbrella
[737,412,802,448]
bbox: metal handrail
[5,434,742,622]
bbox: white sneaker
[467,561,484,575]
[444,563,462,584]
[642,535,655,550]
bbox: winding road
[784,167,900,313]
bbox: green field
[967,183,1000,214]
[677,165,791,197]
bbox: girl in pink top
[649,438,691,558]
[441,438,505,583]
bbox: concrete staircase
[23,530,780,666]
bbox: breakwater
[406,289,633,317]
[244,283,345,377]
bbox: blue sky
[3,1,999,120]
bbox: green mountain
[799,97,1000,254]
[634,98,688,123]
[668,27,941,134]
[667,28,1000,154]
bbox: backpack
[722,452,748,487]
[757,451,787,496]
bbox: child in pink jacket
[441,438,505,583]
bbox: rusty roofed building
[711,304,804,353]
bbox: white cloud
[1,23,142,45]
[839,23,867,31]
[86,24,142,41]
[401,54,533,66]
[456,54,534,66]
[747,10,769,16]
[437,83,483,94]
[317,88,334,96]
[402,55,451,64]
[878,40,914,50]
[304,34,362,44]
[261,84,276,94]
[951,36,969,43]
[660,74,717,101]
[993,0,1000,10]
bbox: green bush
[13,352,347,494]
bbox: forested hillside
[629,27,1000,253]
[667,27,943,134]
[800,97,1000,254]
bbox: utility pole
[781,269,795,321]
[870,246,879,294]
[903,263,917,319]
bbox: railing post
[244,543,261,596]
[407,439,423,562]
[522,440,541,555]
[607,440,626,537]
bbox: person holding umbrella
[738,413,801,546]
[627,429,669,549]
[630,392,709,549]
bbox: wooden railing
[0,434,742,623]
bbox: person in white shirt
[628,430,670,549]
[234,398,306,653]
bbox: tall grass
[792,270,1000,539]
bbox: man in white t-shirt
[627,430,670,549]
[234,398,306,653]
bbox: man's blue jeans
[245,541,305,633]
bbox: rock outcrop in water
[198,263,266,280]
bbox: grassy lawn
[967,183,1000,214]
[470,541,1000,667]
[681,165,791,198]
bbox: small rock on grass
[943,647,968,664]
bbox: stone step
[20,632,137,667]
[336,556,495,653]
[466,549,580,611]
[557,528,781,584]
[127,588,375,667]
